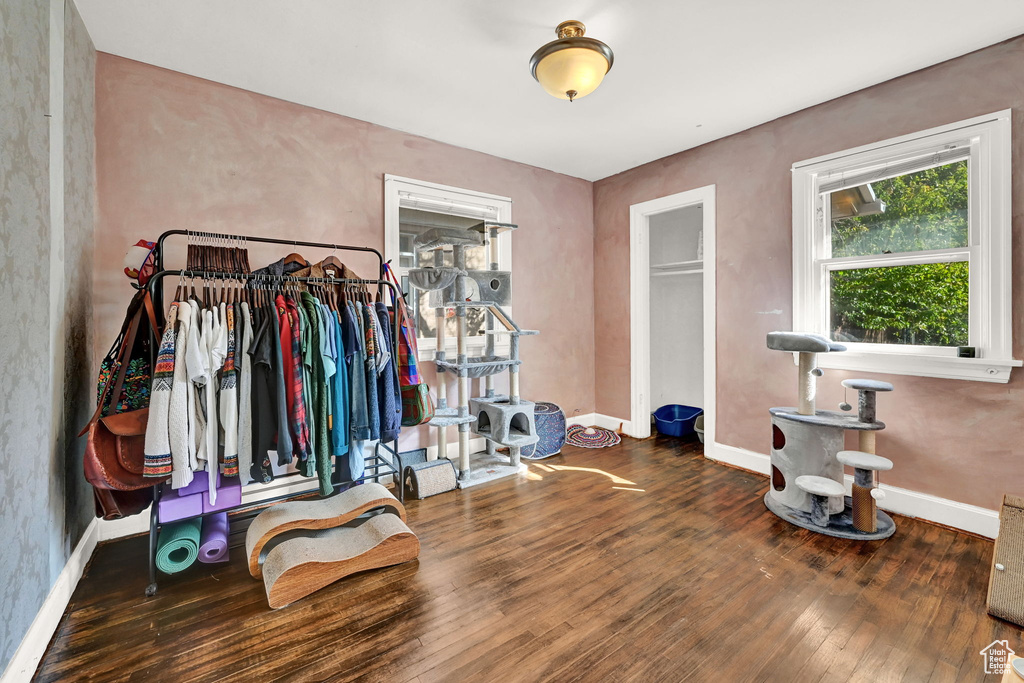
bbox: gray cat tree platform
[764,332,896,540]
[408,223,538,487]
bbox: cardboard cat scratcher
[245,483,419,608]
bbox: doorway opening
[629,185,716,446]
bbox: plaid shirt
[279,295,311,464]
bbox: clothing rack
[141,229,406,597]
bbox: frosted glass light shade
[535,47,610,101]
[530,21,614,102]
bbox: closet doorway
[629,185,716,445]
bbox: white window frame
[792,110,1020,383]
[384,174,513,360]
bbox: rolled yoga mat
[198,512,230,563]
[155,518,202,574]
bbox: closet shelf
[651,269,703,277]
[651,259,703,272]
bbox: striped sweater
[143,304,178,477]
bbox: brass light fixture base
[555,20,586,39]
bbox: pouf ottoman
[522,402,566,460]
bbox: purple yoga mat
[198,512,229,563]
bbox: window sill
[815,350,1022,383]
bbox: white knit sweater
[143,304,177,478]
[184,300,206,471]
[168,302,194,488]
[205,306,226,504]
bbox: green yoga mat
[156,518,202,574]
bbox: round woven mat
[565,424,621,448]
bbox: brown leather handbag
[83,408,151,491]
[80,290,164,519]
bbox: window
[384,175,513,359]
[792,111,1019,382]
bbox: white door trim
[629,185,716,442]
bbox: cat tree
[408,222,539,487]
[764,332,896,540]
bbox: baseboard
[424,436,487,461]
[97,511,149,541]
[705,441,1000,539]
[591,413,633,435]
[1,518,99,683]
[566,412,595,427]
[704,442,771,476]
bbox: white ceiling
[75,0,1024,181]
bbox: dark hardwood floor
[37,436,1019,682]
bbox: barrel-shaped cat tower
[764,332,896,540]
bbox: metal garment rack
[142,229,405,597]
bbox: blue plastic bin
[653,404,704,437]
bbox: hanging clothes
[375,301,402,443]
[296,296,317,478]
[344,301,370,483]
[269,303,293,467]
[330,306,350,460]
[184,299,206,478]
[301,291,332,496]
[237,300,254,485]
[362,303,381,442]
[146,255,408,499]
[202,305,226,503]
[249,303,277,484]
[344,301,370,441]
[280,293,311,467]
[143,303,178,478]
[168,301,195,488]
[219,302,239,477]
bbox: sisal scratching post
[841,379,894,533]
[837,450,892,534]
[851,472,876,533]
[858,430,876,454]
[854,425,877,532]
[857,430,877,530]
[797,352,816,415]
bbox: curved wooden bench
[245,483,406,578]
[262,513,419,609]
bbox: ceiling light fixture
[530,20,614,102]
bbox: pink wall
[594,37,1024,511]
[94,54,596,452]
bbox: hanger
[173,270,185,304]
[321,247,344,279]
